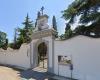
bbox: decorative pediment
[32,29,57,39]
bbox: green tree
[52,15,58,37]
[52,15,57,31]
[20,13,34,43]
[0,31,8,49]
[35,11,41,27]
[60,34,65,40]
[10,14,34,49]
[37,11,41,19]
[65,24,73,39]
[2,39,8,50]
[62,0,100,37]
[60,23,73,40]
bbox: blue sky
[0,0,74,42]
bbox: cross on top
[40,6,44,15]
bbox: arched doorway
[37,42,48,69]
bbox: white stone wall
[54,35,100,80]
[0,43,31,70]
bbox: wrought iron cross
[40,6,44,15]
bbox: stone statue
[37,15,49,30]
[34,7,49,31]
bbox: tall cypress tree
[35,11,41,27]
[52,15,58,38]
[37,11,41,19]
[52,15,57,31]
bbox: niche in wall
[58,55,71,65]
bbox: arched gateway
[30,13,57,73]
[38,42,47,68]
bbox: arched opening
[37,42,48,69]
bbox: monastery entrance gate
[30,13,57,73]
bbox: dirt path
[0,66,21,80]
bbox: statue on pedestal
[34,6,49,31]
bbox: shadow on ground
[19,69,56,80]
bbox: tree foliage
[65,24,73,39]
[62,0,100,38]
[18,14,34,46]
[52,15,58,38]
[60,24,73,40]
[0,31,8,49]
[10,14,34,49]
[52,15,57,31]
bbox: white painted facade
[54,36,100,80]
